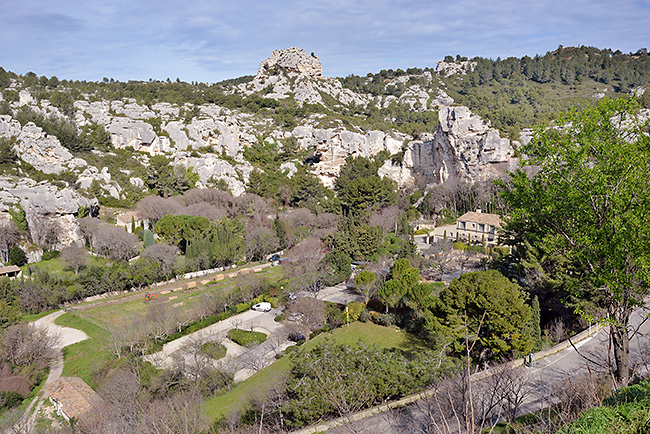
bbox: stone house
[44,377,105,422]
[115,211,148,233]
[0,265,22,279]
[431,210,503,246]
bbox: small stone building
[431,210,503,246]
[0,265,22,279]
[115,211,148,233]
[44,377,105,422]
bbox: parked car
[268,254,280,262]
[252,302,272,312]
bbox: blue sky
[1,0,649,83]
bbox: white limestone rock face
[0,117,86,174]
[77,166,123,199]
[174,154,250,197]
[378,160,415,188]
[258,47,323,78]
[302,128,409,188]
[108,119,172,154]
[410,106,515,184]
[0,177,98,249]
[436,61,477,77]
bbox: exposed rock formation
[408,106,516,185]
[436,60,477,77]
[293,126,406,188]
[0,116,86,174]
[258,47,323,78]
[0,177,98,250]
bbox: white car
[252,302,272,312]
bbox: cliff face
[0,48,517,201]
[409,106,516,185]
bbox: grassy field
[81,264,284,328]
[55,313,113,388]
[21,255,112,277]
[202,321,428,421]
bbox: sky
[1,0,649,84]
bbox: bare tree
[96,367,147,433]
[95,225,138,260]
[60,243,88,274]
[370,206,400,234]
[284,298,326,332]
[245,224,280,262]
[425,240,453,280]
[179,201,227,222]
[285,237,327,294]
[136,195,181,227]
[32,218,60,251]
[182,331,212,380]
[78,217,102,254]
[247,373,289,434]
[142,243,179,277]
[0,323,59,368]
[0,221,20,264]
[138,389,209,434]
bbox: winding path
[17,310,88,432]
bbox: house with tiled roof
[0,265,22,279]
[431,209,504,246]
[115,211,148,233]
[44,377,105,422]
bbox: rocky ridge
[0,48,517,257]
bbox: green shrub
[8,204,27,231]
[227,329,266,347]
[346,301,365,322]
[452,241,468,250]
[41,250,60,261]
[8,246,27,266]
[374,313,396,326]
[143,230,155,247]
[0,391,25,409]
[202,341,227,360]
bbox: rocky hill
[0,46,648,256]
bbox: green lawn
[227,329,267,347]
[21,255,111,277]
[202,321,428,421]
[54,313,113,388]
[82,264,284,329]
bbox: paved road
[301,303,650,433]
[144,308,294,383]
[315,283,365,305]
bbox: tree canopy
[500,96,650,383]
[426,270,533,362]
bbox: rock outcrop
[408,106,516,185]
[436,60,477,77]
[292,126,406,188]
[0,116,86,174]
[0,177,99,250]
[258,47,323,78]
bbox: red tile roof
[457,211,503,227]
[44,377,105,420]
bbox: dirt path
[16,311,89,433]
